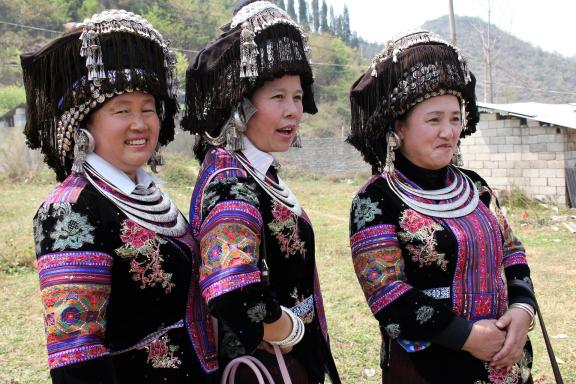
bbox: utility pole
[485,0,494,103]
[448,0,457,45]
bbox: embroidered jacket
[189,147,340,383]
[33,172,217,383]
[349,154,533,384]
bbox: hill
[423,15,576,103]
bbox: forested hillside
[424,16,576,104]
[1,1,574,138]
[0,0,371,137]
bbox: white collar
[241,136,275,180]
[85,153,162,195]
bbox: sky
[325,0,576,58]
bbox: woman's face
[86,91,160,180]
[245,75,303,153]
[395,94,463,170]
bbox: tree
[328,5,335,35]
[298,0,309,30]
[286,0,297,20]
[320,0,328,33]
[311,0,319,32]
[341,5,351,43]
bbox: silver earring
[72,128,95,174]
[291,131,302,148]
[384,131,401,174]
[225,107,247,152]
[451,141,463,166]
[148,144,165,173]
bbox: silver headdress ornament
[231,1,312,79]
[79,9,177,95]
[370,29,470,82]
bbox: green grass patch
[1,159,574,383]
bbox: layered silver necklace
[233,153,302,216]
[84,163,188,237]
[385,166,479,218]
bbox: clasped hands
[462,307,532,370]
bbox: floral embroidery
[116,220,174,293]
[268,201,305,258]
[146,335,181,369]
[415,305,434,324]
[202,189,220,214]
[247,302,267,323]
[352,196,382,230]
[230,182,259,206]
[484,362,521,384]
[221,325,246,358]
[385,323,401,339]
[50,203,95,251]
[398,209,448,271]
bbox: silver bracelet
[267,306,305,347]
[510,303,536,331]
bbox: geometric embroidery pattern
[199,201,263,302]
[37,251,112,369]
[350,224,410,314]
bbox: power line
[0,20,61,34]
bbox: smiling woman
[87,92,160,181]
[21,9,218,384]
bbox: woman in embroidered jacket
[347,31,536,384]
[23,10,217,383]
[182,1,340,383]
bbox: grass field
[1,160,574,383]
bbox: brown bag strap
[508,279,564,384]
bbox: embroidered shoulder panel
[190,147,249,235]
[350,224,410,314]
[37,251,112,369]
[199,201,263,302]
[43,174,88,205]
[34,201,95,253]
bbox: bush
[0,85,26,117]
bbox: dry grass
[1,169,574,383]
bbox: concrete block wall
[274,138,370,176]
[460,113,571,205]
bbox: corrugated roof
[478,102,576,130]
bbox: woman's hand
[462,319,506,361]
[490,307,531,369]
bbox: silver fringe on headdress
[231,1,312,79]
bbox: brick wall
[460,113,574,205]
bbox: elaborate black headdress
[348,30,479,173]
[182,0,316,158]
[21,10,178,181]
